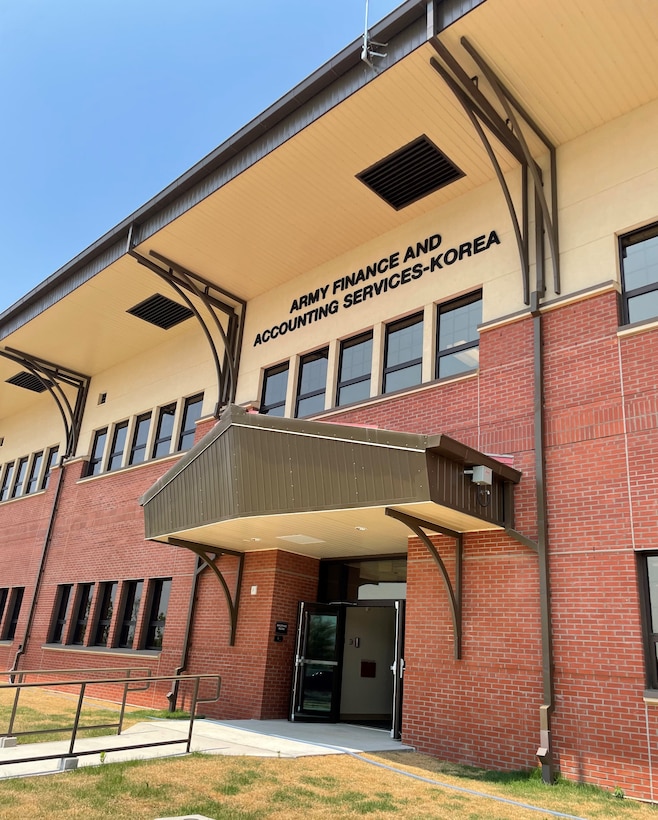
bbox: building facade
[2,0,658,801]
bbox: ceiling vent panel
[127,293,193,330]
[6,371,49,393]
[357,135,464,210]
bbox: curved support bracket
[386,508,463,659]
[430,36,560,303]
[168,538,244,646]
[128,246,246,417]
[0,347,90,458]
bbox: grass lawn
[1,688,658,818]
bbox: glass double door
[290,601,405,738]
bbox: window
[10,457,28,499]
[25,451,43,495]
[152,404,176,458]
[70,583,95,645]
[295,349,328,417]
[640,554,658,689]
[129,413,151,466]
[49,584,73,644]
[117,580,143,649]
[436,291,482,378]
[383,313,423,393]
[260,363,289,416]
[0,462,15,502]
[93,582,118,646]
[87,429,108,476]
[337,332,373,406]
[144,579,171,650]
[0,588,7,628]
[107,421,129,471]
[620,223,658,325]
[1,588,24,641]
[41,446,59,490]
[177,394,204,451]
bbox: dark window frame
[151,403,177,459]
[49,584,73,644]
[40,446,59,490]
[0,588,8,631]
[87,429,108,477]
[260,363,289,416]
[435,290,483,379]
[69,583,95,646]
[336,331,373,407]
[383,312,424,394]
[117,580,144,649]
[295,348,329,418]
[129,413,152,466]
[10,456,29,499]
[107,421,129,471]
[639,553,658,690]
[620,222,658,326]
[177,394,204,451]
[143,578,172,650]
[25,451,44,495]
[0,462,15,502]
[92,581,118,647]
[1,588,24,641]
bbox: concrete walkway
[0,719,411,779]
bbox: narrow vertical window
[0,588,8,628]
[177,394,204,451]
[93,582,118,646]
[337,332,373,406]
[129,413,151,466]
[40,446,59,490]
[10,457,28,498]
[117,580,143,649]
[87,429,108,476]
[260,363,289,417]
[295,349,329,417]
[2,588,24,641]
[107,421,129,471]
[620,223,658,325]
[25,451,44,495]
[49,584,73,644]
[144,579,172,650]
[383,313,423,393]
[70,583,95,645]
[152,404,176,458]
[436,290,482,378]
[0,463,15,502]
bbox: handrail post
[118,680,129,736]
[69,682,86,756]
[187,677,200,753]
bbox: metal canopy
[140,405,520,558]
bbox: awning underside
[141,405,520,558]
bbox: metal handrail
[0,672,221,767]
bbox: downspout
[11,461,65,674]
[168,555,204,712]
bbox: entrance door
[291,602,345,722]
[291,601,405,736]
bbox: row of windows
[261,291,482,417]
[0,446,59,503]
[86,394,203,477]
[0,587,25,641]
[48,578,171,651]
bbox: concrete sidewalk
[0,719,411,779]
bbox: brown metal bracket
[386,508,463,659]
[0,347,90,459]
[429,36,560,303]
[168,538,244,646]
[128,245,246,417]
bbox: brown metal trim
[385,508,462,659]
[168,537,244,646]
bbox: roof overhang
[141,405,521,558]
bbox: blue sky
[0,0,402,314]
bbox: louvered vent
[357,135,464,210]
[127,293,193,330]
[6,371,48,393]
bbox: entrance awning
[140,405,521,558]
